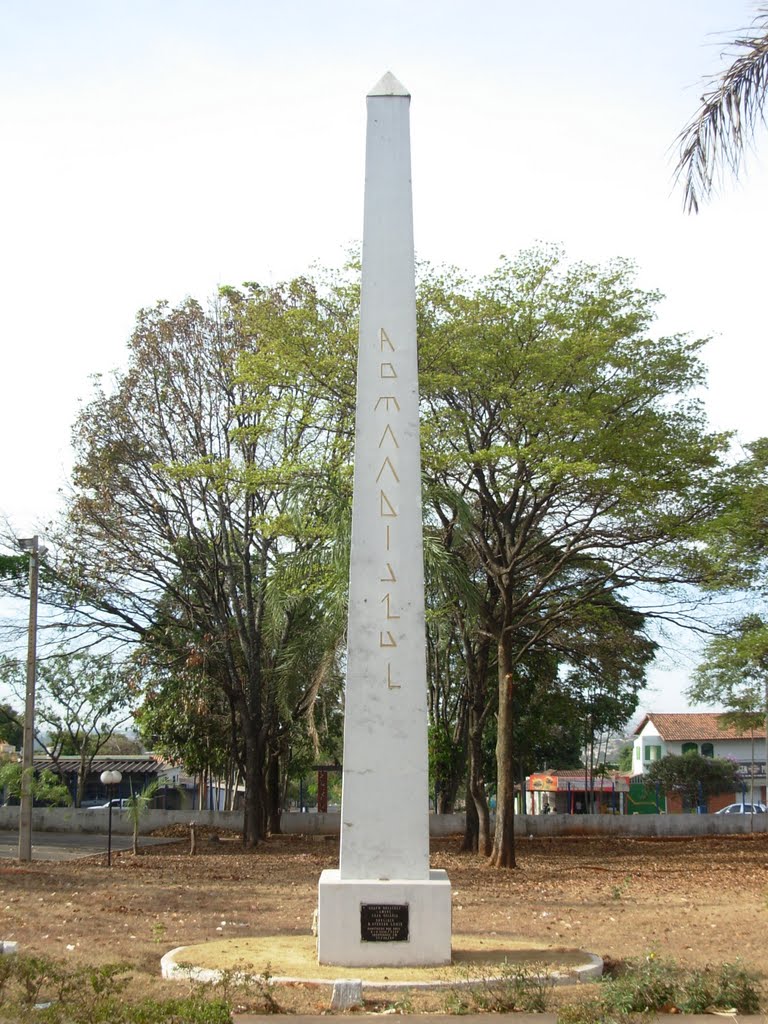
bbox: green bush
[445,959,553,1014]
[556,952,761,1021]
[119,996,231,1023]
[0,953,235,1024]
[557,1000,640,1024]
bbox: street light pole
[17,536,42,863]
[100,770,122,866]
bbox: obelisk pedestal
[317,73,451,967]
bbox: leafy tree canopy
[646,751,740,808]
[0,702,22,749]
[0,762,72,806]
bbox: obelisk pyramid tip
[368,71,410,97]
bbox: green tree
[418,248,733,866]
[0,761,71,806]
[688,614,768,773]
[617,744,634,773]
[45,283,356,844]
[0,652,134,806]
[125,778,160,855]
[0,702,22,749]
[676,7,768,212]
[646,751,740,810]
[3,251,746,864]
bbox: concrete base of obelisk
[317,869,451,966]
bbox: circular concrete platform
[161,933,602,991]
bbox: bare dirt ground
[2,828,767,1013]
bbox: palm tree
[676,6,768,213]
[125,779,160,856]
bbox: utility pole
[17,535,42,862]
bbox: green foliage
[125,778,161,854]
[177,960,280,1016]
[428,721,465,800]
[51,283,358,841]
[445,960,554,1014]
[0,553,28,581]
[0,651,135,806]
[135,668,231,781]
[117,995,232,1023]
[0,762,71,806]
[645,750,740,808]
[0,702,22,749]
[11,248,753,859]
[0,952,240,1023]
[557,955,761,1022]
[610,875,632,901]
[617,745,633,773]
[598,953,760,1016]
[690,613,768,721]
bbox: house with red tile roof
[632,712,765,811]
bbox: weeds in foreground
[610,875,632,901]
[0,953,238,1023]
[175,959,280,1015]
[444,959,554,1014]
[555,952,761,1022]
[385,992,415,1014]
[557,1000,641,1024]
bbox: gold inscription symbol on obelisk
[380,362,398,378]
[378,424,399,448]
[380,327,395,351]
[376,457,400,483]
[374,396,401,412]
[379,630,397,647]
[386,663,401,690]
[380,562,397,582]
[379,491,398,517]
[381,593,400,619]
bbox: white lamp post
[100,769,122,866]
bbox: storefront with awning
[526,770,630,814]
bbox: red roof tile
[634,712,757,741]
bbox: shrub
[445,959,553,1014]
[558,952,762,1020]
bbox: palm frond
[675,7,768,213]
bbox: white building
[632,713,766,805]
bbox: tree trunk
[267,745,282,835]
[489,635,516,868]
[461,776,479,852]
[467,705,491,856]
[242,721,265,847]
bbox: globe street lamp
[100,769,122,866]
[17,536,46,863]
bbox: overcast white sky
[1,1,766,716]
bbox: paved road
[0,829,174,861]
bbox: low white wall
[522,812,768,836]
[1,806,766,837]
[0,807,465,837]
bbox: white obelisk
[317,72,451,967]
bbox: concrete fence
[1,806,766,837]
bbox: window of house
[644,744,662,761]
[701,742,714,757]
[635,746,641,761]
[682,742,698,755]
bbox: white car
[715,802,766,814]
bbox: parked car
[87,798,132,811]
[715,802,767,814]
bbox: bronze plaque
[360,902,409,942]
